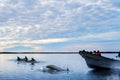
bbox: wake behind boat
[79,51,120,69]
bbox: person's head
[94,51,96,53]
[90,51,92,53]
[97,50,100,53]
[83,50,85,52]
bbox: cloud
[59,43,120,52]
[1,30,119,51]
[0,38,68,46]
[0,31,119,46]
[3,45,43,52]
[0,0,120,51]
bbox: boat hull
[79,52,120,69]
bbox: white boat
[79,51,120,69]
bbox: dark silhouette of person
[90,51,92,54]
[118,52,120,57]
[83,50,86,52]
[92,51,96,55]
[95,50,101,56]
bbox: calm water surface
[0,53,120,80]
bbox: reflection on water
[87,69,120,80]
[0,53,120,80]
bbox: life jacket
[96,52,101,56]
[92,52,96,54]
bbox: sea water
[0,53,120,80]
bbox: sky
[0,0,120,52]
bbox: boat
[79,51,120,69]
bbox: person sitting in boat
[82,50,87,53]
[95,50,101,56]
[92,51,96,55]
[83,50,86,52]
[79,50,86,54]
[118,52,120,57]
[90,51,92,54]
[17,56,21,61]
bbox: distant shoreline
[0,52,119,54]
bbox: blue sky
[0,0,120,52]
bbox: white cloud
[0,44,43,52]
[59,43,120,52]
[0,0,120,51]
[0,31,119,46]
[0,38,68,46]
